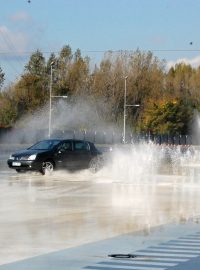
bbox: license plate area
[12,162,21,166]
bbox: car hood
[11,149,50,157]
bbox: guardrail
[0,128,194,145]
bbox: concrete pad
[1,151,200,269]
[1,222,200,269]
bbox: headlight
[28,154,37,161]
[9,155,14,160]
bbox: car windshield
[28,140,61,150]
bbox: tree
[90,50,165,125]
[0,67,5,90]
[12,50,49,116]
[165,63,193,100]
[25,50,46,76]
[189,66,200,107]
[68,49,90,96]
[127,50,165,104]
[1,45,199,134]
[140,99,193,135]
[53,45,73,96]
[46,53,57,75]
[14,73,48,116]
[0,88,17,126]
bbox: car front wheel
[41,160,54,175]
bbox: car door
[54,141,74,169]
[73,141,91,168]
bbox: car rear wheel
[41,160,54,175]
[89,156,103,174]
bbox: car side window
[74,142,90,151]
[57,142,72,152]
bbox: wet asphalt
[1,149,200,269]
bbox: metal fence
[0,127,194,145]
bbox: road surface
[1,148,200,269]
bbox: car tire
[89,156,103,174]
[41,160,55,175]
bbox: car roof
[43,139,93,144]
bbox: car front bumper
[7,159,42,171]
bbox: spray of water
[1,95,198,185]
[0,97,118,144]
[2,88,200,267]
[1,105,200,265]
[97,143,197,184]
[98,143,160,182]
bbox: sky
[1,0,200,85]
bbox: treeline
[0,45,200,135]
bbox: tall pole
[123,76,128,143]
[48,62,54,138]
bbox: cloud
[0,25,29,56]
[151,36,166,46]
[167,55,200,69]
[9,11,31,22]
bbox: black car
[7,139,103,175]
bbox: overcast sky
[1,0,200,85]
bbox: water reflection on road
[1,161,200,265]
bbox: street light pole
[123,76,140,144]
[48,62,68,138]
[123,76,128,143]
[48,62,54,138]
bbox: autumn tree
[68,49,90,96]
[25,50,46,76]
[0,87,17,126]
[0,67,5,90]
[53,45,72,96]
[140,99,193,135]
[90,50,165,126]
[46,52,57,76]
[189,66,200,108]
[1,46,200,134]
[166,63,192,97]
[6,50,48,118]
[14,74,48,116]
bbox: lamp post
[48,62,54,138]
[48,62,68,138]
[123,76,140,144]
[123,76,128,144]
